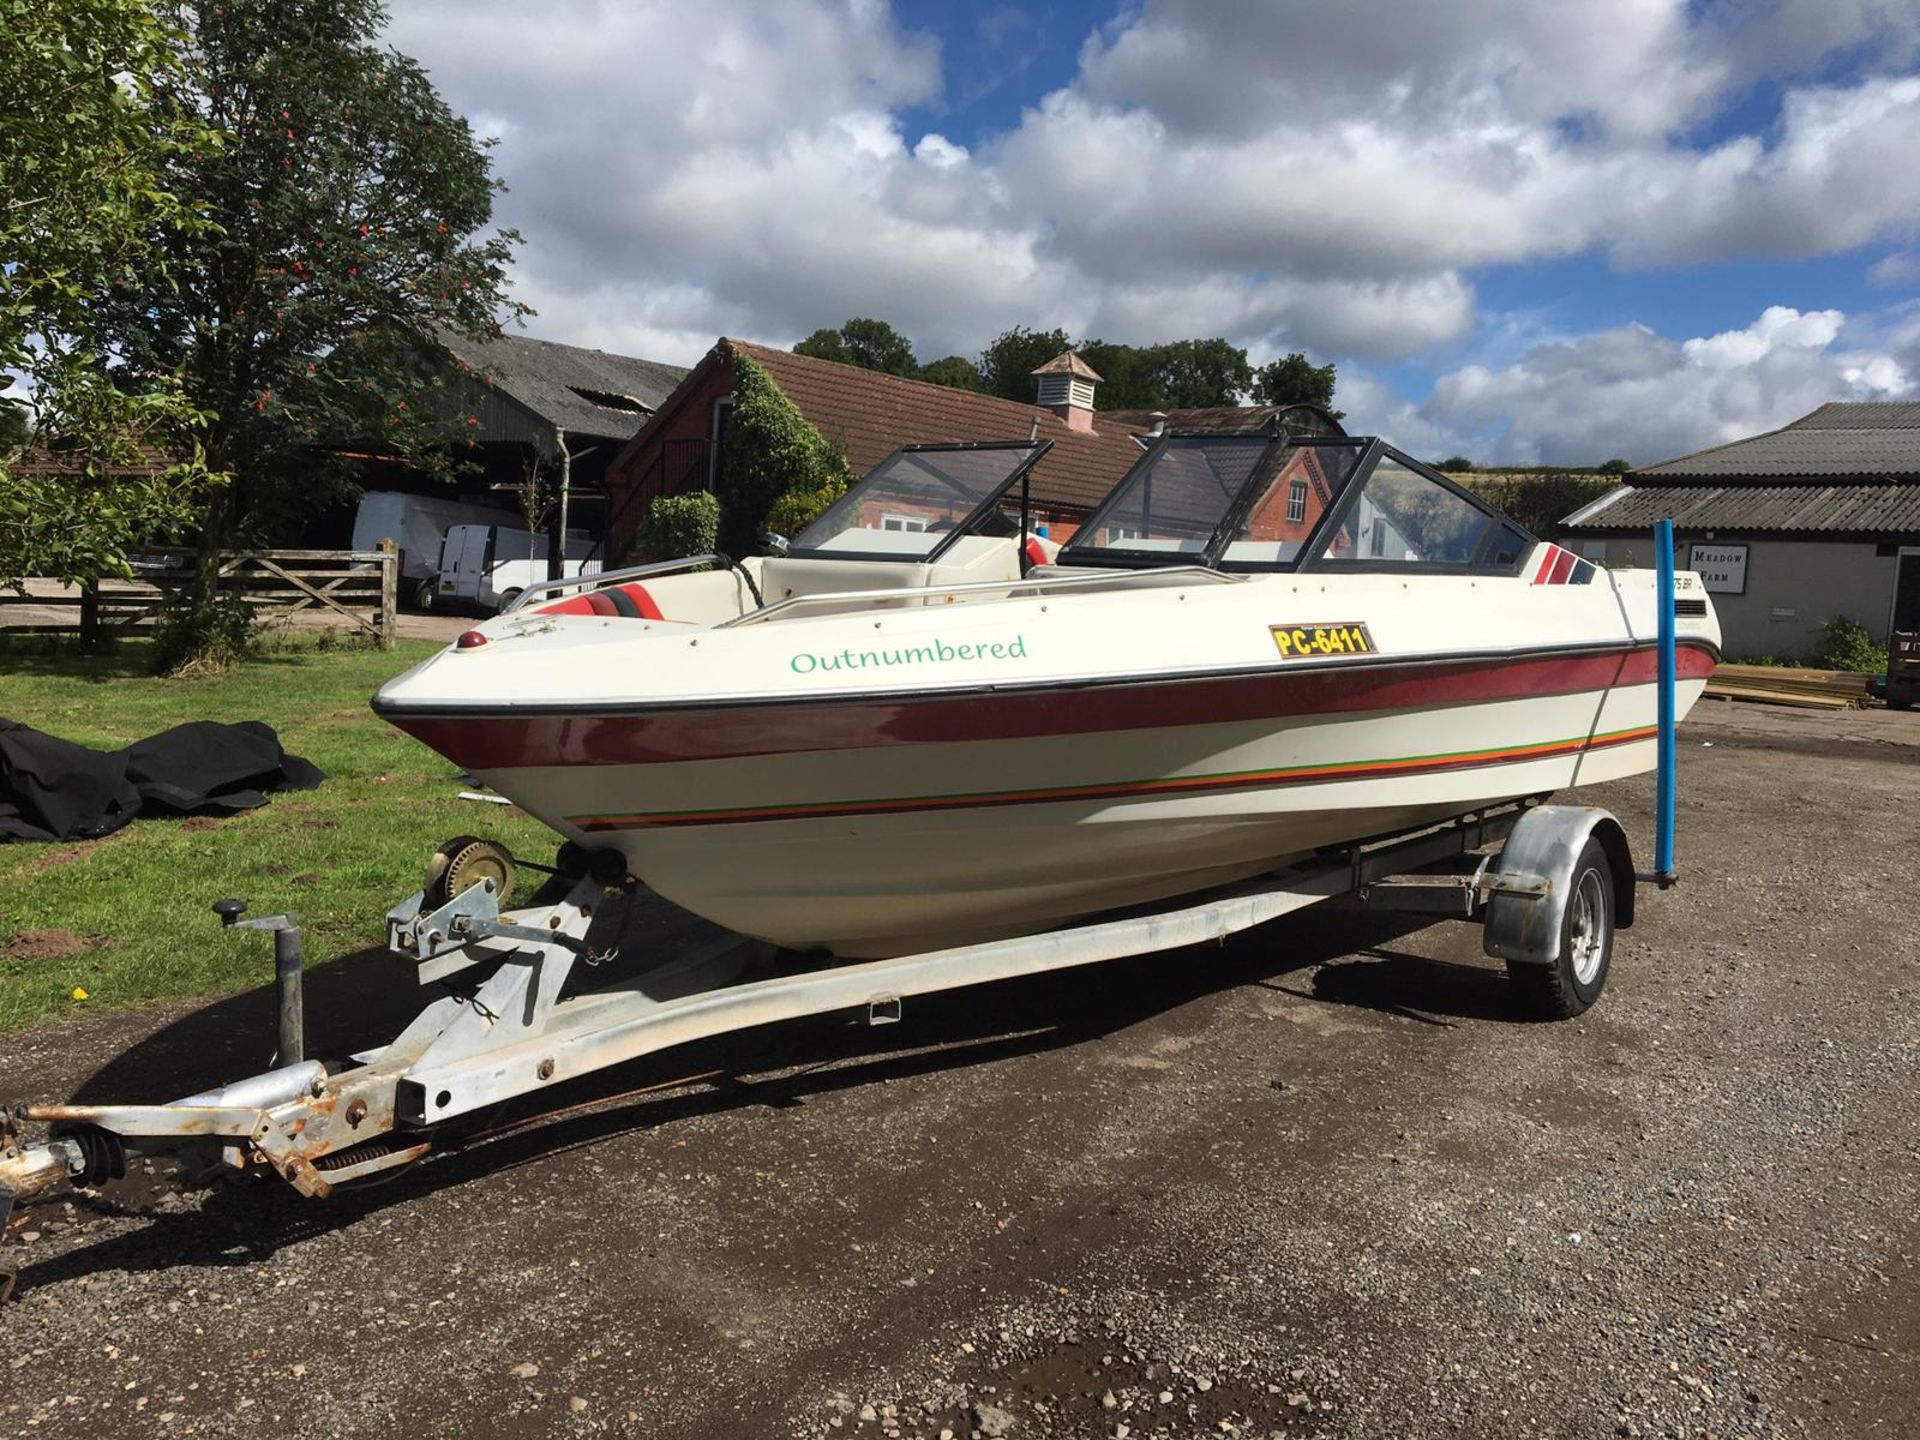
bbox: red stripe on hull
[575,726,1658,831]
[384,643,1717,771]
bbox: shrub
[638,491,720,560]
[1808,615,1887,673]
[717,352,855,553]
[152,588,252,676]
[765,477,847,540]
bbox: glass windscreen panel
[1218,444,1364,565]
[1319,456,1493,565]
[1067,436,1275,558]
[792,444,1041,558]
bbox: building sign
[1688,543,1748,594]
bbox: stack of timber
[1705,663,1871,710]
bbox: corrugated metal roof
[1792,401,1920,429]
[1563,481,1920,535]
[1635,402,1920,480]
[441,331,689,444]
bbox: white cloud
[380,0,1920,458]
[1344,306,1916,466]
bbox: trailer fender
[1483,805,1634,967]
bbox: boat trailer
[1,795,1647,1301]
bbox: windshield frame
[1299,443,1538,575]
[783,439,1053,564]
[1059,433,1374,572]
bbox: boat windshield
[1058,435,1533,573]
[788,441,1049,562]
[1059,435,1366,570]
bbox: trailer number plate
[1270,622,1376,659]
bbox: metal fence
[0,543,398,647]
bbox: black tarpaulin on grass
[0,719,324,843]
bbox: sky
[382,0,1920,466]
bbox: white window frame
[1286,478,1307,525]
[881,513,929,533]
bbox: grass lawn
[0,638,554,1034]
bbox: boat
[373,432,1720,957]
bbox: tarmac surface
[1,699,1916,1439]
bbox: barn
[1561,403,1920,659]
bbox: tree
[1252,353,1343,418]
[794,317,918,377]
[1080,338,1252,410]
[916,355,986,391]
[1435,455,1475,473]
[97,0,524,656]
[0,0,221,590]
[0,403,28,455]
[1598,457,1633,475]
[977,326,1074,403]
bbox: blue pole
[1653,518,1677,882]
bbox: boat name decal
[1270,623,1375,660]
[790,634,1029,675]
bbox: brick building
[602,340,1346,561]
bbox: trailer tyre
[1507,836,1614,1020]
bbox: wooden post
[79,579,100,649]
[377,539,397,648]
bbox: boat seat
[759,556,933,602]
[534,581,671,619]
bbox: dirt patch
[0,703,1916,1440]
[179,816,223,832]
[9,831,132,875]
[2,928,90,960]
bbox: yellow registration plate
[1269,622,1376,659]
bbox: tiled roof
[1099,404,1347,437]
[7,438,180,478]
[1634,402,1920,481]
[729,340,1150,512]
[1562,481,1920,536]
[441,331,689,442]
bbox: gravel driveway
[2,700,1916,1439]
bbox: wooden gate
[0,545,398,647]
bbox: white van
[437,524,602,613]
[350,490,515,610]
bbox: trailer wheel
[1507,836,1614,1020]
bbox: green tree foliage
[718,353,852,553]
[794,317,918,377]
[1435,455,1475,472]
[1079,338,1252,410]
[637,490,719,561]
[0,0,222,590]
[1251,352,1342,417]
[916,355,986,391]
[1456,472,1619,538]
[977,326,1073,402]
[95,0,525,650]
[1598,457,1633,475]
[0,403,28,454]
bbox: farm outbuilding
[1561,403,1920,659]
